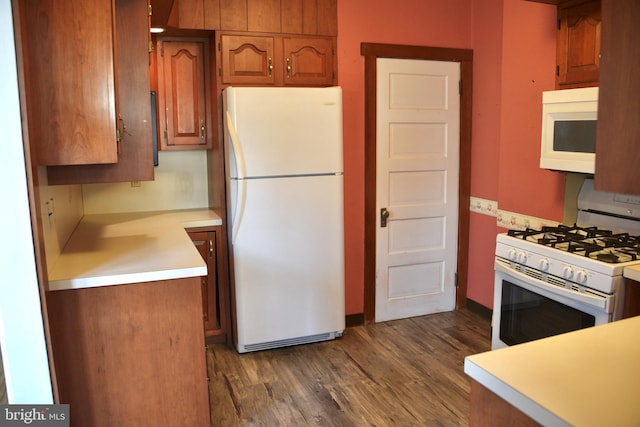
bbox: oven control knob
[539,258,550,271]
[575,270,588,284]
[517,251,527,264]
[562,265,574,279]
[508,249,518,261]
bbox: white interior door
[375,58,460,322]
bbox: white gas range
[492,179,640,349]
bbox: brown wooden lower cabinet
[46,278,210,427]
[469,380,540,426]
[188,226,232,345]
[623,279,640,318]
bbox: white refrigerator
[223,86,345,353]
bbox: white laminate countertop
[48,209,222,291]
[464,316,640,427]
[624,264,640,282]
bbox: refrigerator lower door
[231,174,345,353]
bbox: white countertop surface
[48,209,222,291]
[464,316,640,426]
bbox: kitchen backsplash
[470,196,558,230]
[83,151,209,214]
[38,167,84,274]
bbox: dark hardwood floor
[207,309,491,426]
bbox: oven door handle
[495,260,614,313]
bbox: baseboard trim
[345,313,364,328]
[346,302,491,328]
[466,298,492,321]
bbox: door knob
[380,208,390,227]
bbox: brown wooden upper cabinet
[18,0,120,167]
[156,37,213,150]
[556,0,601,88]
[218,32,335,87]
[593,0,640,195]
[173,0,337,36]
[45,0,155,185]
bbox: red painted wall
[337,0,562,314]
[498,1,562,219]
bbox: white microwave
[539,87,598,174]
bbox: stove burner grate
[507,225,640,263]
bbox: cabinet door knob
[268,57,273,77]
[286,57,291,78]
[200,119,206,140]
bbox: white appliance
[492,179,640,349]
[223,86,345,353]
[539,86,598,174]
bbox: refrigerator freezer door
[231,174,345,351]
[225,86,343,178]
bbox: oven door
[492,258,612,350]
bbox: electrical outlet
[46,198,55,227]
[131,181,141,188]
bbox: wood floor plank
[207,308,491,426]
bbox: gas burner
[596,252,620,263]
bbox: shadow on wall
[0,347,6,403]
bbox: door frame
[361,43,473,324]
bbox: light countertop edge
[464,317,640,427]
[48,209,222,291]
[624,264,640,281]
[463,358,570,427]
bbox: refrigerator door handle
[226,111,247,243]
[231,177,246,244]
[226,111,246,179]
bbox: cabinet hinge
[458,80,462,95]
[218,68,222,77]
[160,46,164,57]
[557,18,561,31]
[556,65,560,76]
[209,240,214,256]
[148,2,152,16]
[163,130,168,141]
[455,272,459,288]
[217,42,221,52]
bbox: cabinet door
[594,0,640,194]
[556,0,601,88]
[282,36,335,86]
[189,231,219,335]
[188,229,231,344]
[47,0,154,185]
[19,0,118,166]
[219,34,277,85]
[157,38,212,150]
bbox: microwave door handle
[495,260,613,313]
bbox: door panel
[231,175,345,346]
[220,34,276,85]
[375,58,460,322]
[157,38,210,149]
